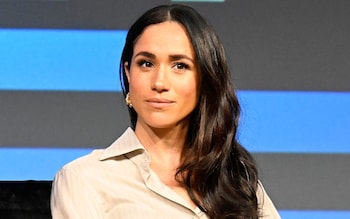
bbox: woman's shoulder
[57,127,141,175]
[57,149,105,176]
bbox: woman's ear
[124,62,130,82]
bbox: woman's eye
[137,60,153,68]
[174,62,189,70]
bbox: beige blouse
[51,128,281,219]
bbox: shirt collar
[99,127,145,161]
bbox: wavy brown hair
[120,4,259,219]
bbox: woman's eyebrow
[134,51,156,59]
[134,51,194,63]
[169,54,194,63]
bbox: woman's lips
[146,98,175,108]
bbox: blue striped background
[1,29,349,153]
[238,91,350,153]
[1,28,349,217]
[0,29,126,92]
[279,210,350,219]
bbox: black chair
[0,181,52,219]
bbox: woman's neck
[135,122,188,157]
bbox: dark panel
[0,91,129,148]
[224,0,350,92]
[254,153,350,210]
[0,180,51,218]
[0,0,167,29]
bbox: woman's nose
[151,66,170,92]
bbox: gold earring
[125,92,132,108]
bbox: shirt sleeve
[257,181,281,219]
[50,167,103,219]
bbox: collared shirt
[51,128,281,219]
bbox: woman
[51,4,280,219]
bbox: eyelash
[174,62,190,70]
[136,59,190,71]
[137,59,153,68]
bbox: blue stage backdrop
[1,1,349,218]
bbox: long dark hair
[120,4,259,219]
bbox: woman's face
[125,21,199,130]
